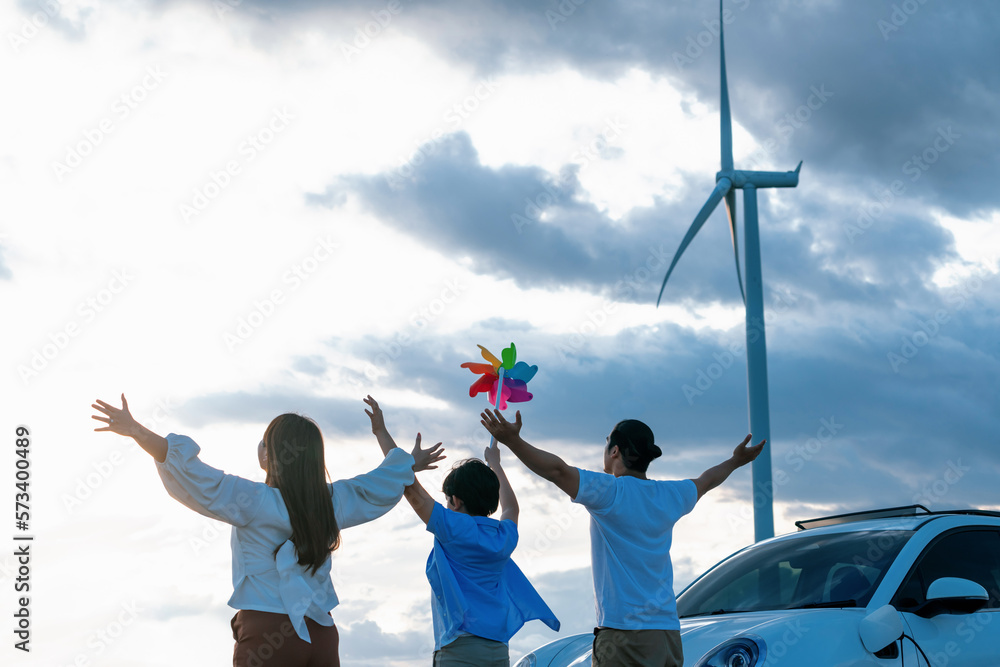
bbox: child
[92,393,443,667]
[365,401,559,665]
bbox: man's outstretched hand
[733,434,766,468]
[481,409,522,446]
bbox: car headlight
[693,635,767,667]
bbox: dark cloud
[134,0,1000,217]
[174,390,366,440]
[311,131,757,305]
[318,128,969,326]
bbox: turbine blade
[725,189,746,305]
[719,0,734,172]
[656,177,733,306]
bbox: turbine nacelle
[717,162,802,189]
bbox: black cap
[609,419,662,472]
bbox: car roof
[765,510,1000,544]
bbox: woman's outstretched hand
[411,433,445,473]
[363,395,387,434]
[92,394,139,437]
[91,394,168,462]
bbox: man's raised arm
[691,434,766,500]
[481,410,579,499]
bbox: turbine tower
[657,0,801,542]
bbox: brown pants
[232,610,340,667]
[592,627,683,667]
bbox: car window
[677,530,912,617]
[892,529,1000,611]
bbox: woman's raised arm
[92,394,168,462]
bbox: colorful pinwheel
[461,343,537,411]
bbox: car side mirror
[858,604,903,653]
[917,577,989,618]
[859,604,904,653]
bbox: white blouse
[156,434,415,642]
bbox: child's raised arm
[484,445,518,524]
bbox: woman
[92,394,444,666]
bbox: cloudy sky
[2,0,999,664]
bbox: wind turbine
[657,0,801,542]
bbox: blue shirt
[425,502,560,650]
[572,469,698,631]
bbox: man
[481,410,764,667]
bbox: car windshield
[677,529,913,617]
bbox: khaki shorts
[592,627,683,667]
[433,634,509,666]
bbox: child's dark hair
[609,419,662,473]
[442,458,500,517]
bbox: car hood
[518,609,872,667]
[680,608,867,665]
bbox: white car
[515,506,1000,666]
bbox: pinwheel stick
[488,367,506,449]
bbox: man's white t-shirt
[572,469,698,630]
